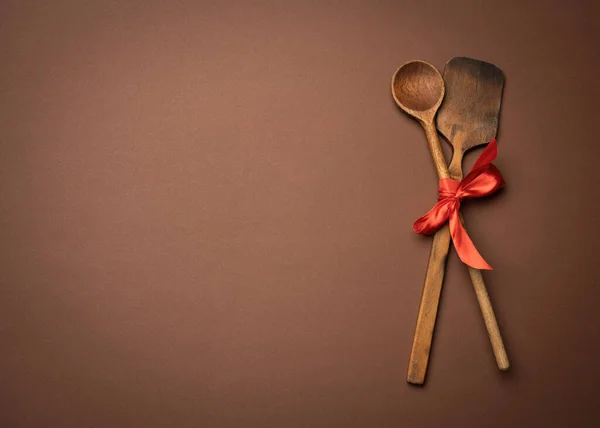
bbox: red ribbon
[413,139,504,270]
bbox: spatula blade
[436,57,505,151]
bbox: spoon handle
[422,119,450,179]
[407,120,451,385]
[407,224,452,384]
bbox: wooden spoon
[436,56,509,371]
[391,60,451,385]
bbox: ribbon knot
[413,139,504,270]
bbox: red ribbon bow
[413,139,504,270]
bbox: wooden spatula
[437,56,509,369]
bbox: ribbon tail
[413,200,453,235]
[471,138,498,170]
[448,210,493,270]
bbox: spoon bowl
[392,60,445,120]
[391,60,448,181]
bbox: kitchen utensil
[391,60,450,385]
[436,56,509,371]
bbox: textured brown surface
[1,1,599,427]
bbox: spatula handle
[467,266,510,370]
[451,157,509,371]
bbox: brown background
[1,0,599,427]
